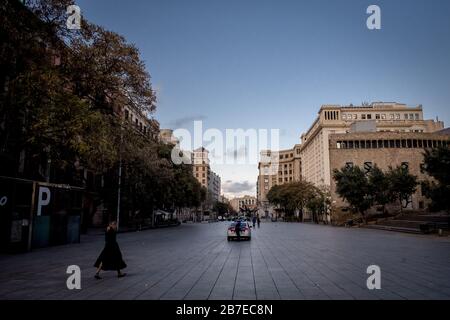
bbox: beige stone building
[230,195,257,213]
[192,147,210,189]
[192,147,221,202]
[329,132,450,221]
[257,101,445,219]
[299,102,444,187]
[257,145,302,213]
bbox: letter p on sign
[37,187,51,216]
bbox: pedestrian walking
[94,221,127,279]
[252,216,256,228]
[257,215,261,228]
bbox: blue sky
[77,0,450,197]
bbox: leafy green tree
[306,185,331,224]
[333,166,372,222]
[213,201,232,217]
[267,181,317,221]
[386,166,418,211]
[422,146,450,213]
[367,165,393,214]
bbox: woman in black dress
[94,221,127,279]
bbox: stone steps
[369,213,449,234]
[365,224,423,234]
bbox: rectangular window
[342,114,347,120]
[415,114,419,120]
[389,140,395,148]
[418,140,423,148]
[390,114,394,120]
[367,114,372,120]
[409,114,414,120]
[381,114,386,120]
[383,140,389,148]
[407,140,413,148]
[413,140,418,148]
[360,140,366,149]
[376,114,380,120]
[354,114,358,120]
[372,140,377,148]
[404,114,409,120]
[362,114,366,120]
[349,141,354,148]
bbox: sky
[76,0,450,198]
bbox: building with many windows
[192,147,221,203]
[329,131,450,222]
[230,195,257,213]
[256,102,445,220]
[299,102,444,187]
[208,171,221,203]
[256,145,302,215]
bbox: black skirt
[94,230,127,271]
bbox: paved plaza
[1,222,450,300]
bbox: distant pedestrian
[94,221,127,279]
[257,215,261,228]
[252,216,257,228]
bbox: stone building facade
[256,145,301,216]
[328,131,450,222]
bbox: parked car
[227,221,251,241]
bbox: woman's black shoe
[94,274,102,280]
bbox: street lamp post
[116,155,122,231]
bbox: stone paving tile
[1,222,450,300]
